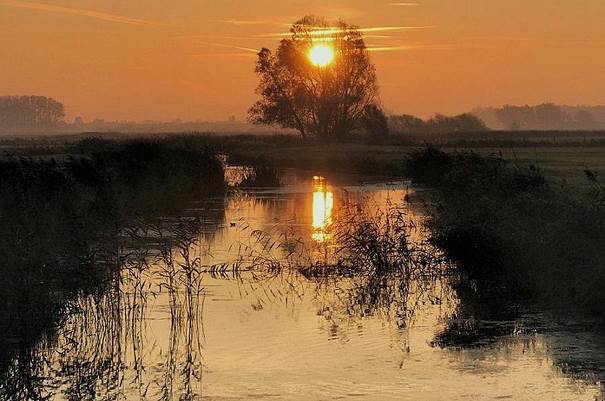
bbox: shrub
[406,146,605,315]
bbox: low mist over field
[2,95,604,135]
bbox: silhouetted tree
[494,103,590,130]
[496,105,532,130]
[389,113,488,136]
[534,103,568,129]
[475,105,605,130]
[389,114,426,135]
[361,104,389,139]
[248,15,379,140]
[429,113,487,133]
[574,110,597,130]
[0,96,65,132]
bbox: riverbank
[3,135,605,317]
[3,134,605,185]
[2,136,605,399]
[405,146,605,316]
[0,139,226,384]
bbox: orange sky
[1,0,604,121]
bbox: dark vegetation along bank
[2,134,605,396]
[2,136,605,358]
[406,146,605,316]
[0,138,226,379]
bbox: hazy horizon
[1,0,604,122]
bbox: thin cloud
[364,34,394,39]
[0,0,160,26]
[360,26,433,33]
[198,42,260,54]
[367,43,458,52]
[191,52,257,58]
[176,33,399,43]
[367,45,414,52]
[388,2,420,6]
[258,25,434,38]
[221,19,289,26]
[176,34,257,41]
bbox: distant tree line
[0,96,65,132]
[473,103,605,131]
[0,95,296,135]
[389,113,488,136]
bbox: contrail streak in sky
[199,42,260,53]
[258,25,434,37]
[0,0,160,26]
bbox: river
[1,172,604,400]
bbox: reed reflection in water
[1,176,604,400]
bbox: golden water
[3,176,603,401]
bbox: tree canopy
[494,103,599,130]
[0,96,65,132]
[389,113,487,135]
[248,15,381,140]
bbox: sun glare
[308,44,335,67]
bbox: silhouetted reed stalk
[0,139,222,399]
[0,193,454,400]
[145,217,206,400]
[210,194,450,342]
[9,216,210,400]
[332,198,445,276]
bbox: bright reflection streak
[312,176,333,242]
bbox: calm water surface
[3,173,604,400]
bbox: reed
[405,146,605,314]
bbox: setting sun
[308,44,335,67]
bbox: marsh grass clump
[0,155,121,398]
[406,146,605,314]
[79,138,226,214]
[295,198,450,335]
[0,215,210,401]
[331,198,445,277]
[0,155,118,293]
[238,156,282,187]
[0,139,226,397]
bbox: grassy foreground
[3,134,605,184]
[459,146,605,187]
[406,146,605,315]
[185,135,605,183]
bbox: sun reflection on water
[312,176,333,242]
